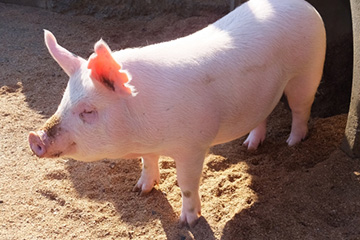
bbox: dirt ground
[1,3,360,240]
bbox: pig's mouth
[51,151,63,158]
[50,142,76,158]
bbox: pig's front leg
[174,150,206,227]
[133,154,160,195]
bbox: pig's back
[119,0,324,91]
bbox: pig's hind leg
[133,154,160,195]
[284,71,321,146]
[243,119,267,150]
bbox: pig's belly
[211,121,256,146]
[210,95,282,146]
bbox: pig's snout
[29,131,48,157]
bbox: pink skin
[28,129,76,158]
[28,103,98,159]
[29,0,326,227]
[28,130,48,157]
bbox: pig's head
[28,30,136,161]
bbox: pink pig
[29,0,325,226]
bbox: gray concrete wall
[0,0,231,18]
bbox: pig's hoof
[243,134,264,150]
[179,210,201,228]
[133,176,159,196]
[243,121,266,150]
[132,185,151,196]
[286,130,308,146]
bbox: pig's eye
[79,109,98,124]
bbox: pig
[29,0,326,227]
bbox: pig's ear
[44,30,85,76]
[87,39,135,96]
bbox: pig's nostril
[31,142,46,157]
[36,144,42,152]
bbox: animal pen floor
[0,3,360,239]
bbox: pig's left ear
[87,40,135,96]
